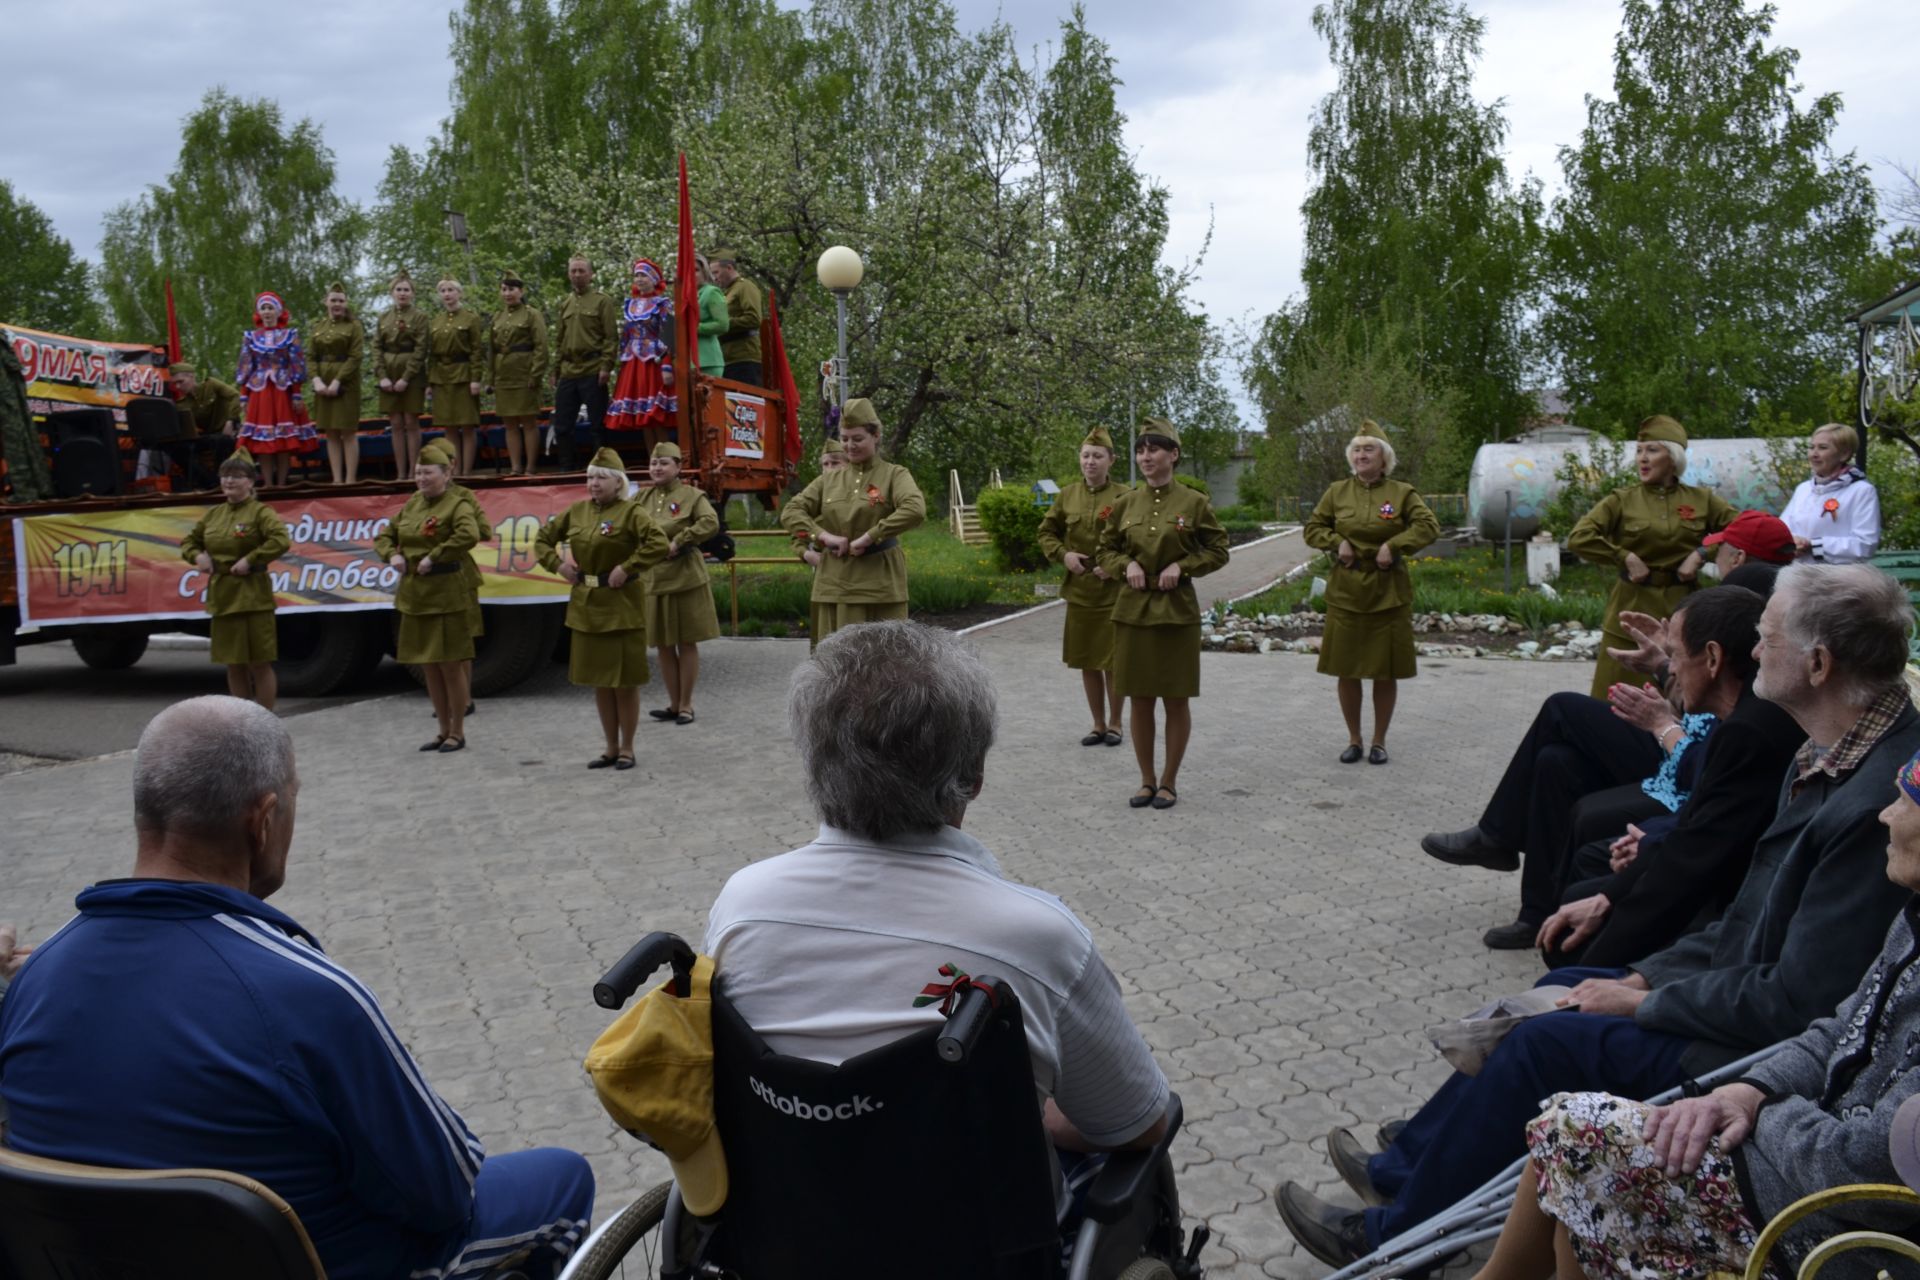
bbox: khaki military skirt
[430,382,480,428]
[398,611,475,664]
[645,584,720,647]
[495,385,542,418]
[1062,602,1116,671]
[809,600,908,649]
[1317,603,1416,680]
[310,387,361,435]
[379,382,426,415]
[570,627,649,688]
[210,611,276,664]
[1112,621,1200,699]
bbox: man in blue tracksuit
[0,696,593,1280]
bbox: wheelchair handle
[594,932,697,1009]
[936,975,1012,1064]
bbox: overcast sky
[7,0,1915,407]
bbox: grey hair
[587,464,629,494]
[133,696,295,836]
[1346,434,1397,476]
[1642,439,1689,475]
[1772,563,1915,703]
[788,621,998,840]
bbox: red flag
[765,287,802,465]
[676,153,698,378]
[163,277,183,369]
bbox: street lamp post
[444,208,477,289]
[816,245,863,429]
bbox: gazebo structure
[1845,275,1920,468]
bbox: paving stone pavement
[3,599,1592,1277]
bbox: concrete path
[3,582,1592,1277]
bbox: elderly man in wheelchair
[575,621,1206,1280]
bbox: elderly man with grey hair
[0,696,594,1280]
[705,621,1172,1238]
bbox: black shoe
[1339,744,1364,764]
[1128,786,1156,809]
[1483,919,1540,950]
[1103,729,1122,747]
[1273,1181,1370,1268]
[648,707,679,721]
[1368,744,1389,765]
[1328,1127,1387,1207]
[1420,826,1520,871]
[1081,729,1106,746]
[1150,785,1178,810]
[1376,1119,1409,1152]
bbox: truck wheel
[402,605,560,696]
[276,613,386,697]
[71,631,149,670]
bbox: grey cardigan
[1738,901,1920,1277]
[1633,703,1920,1075]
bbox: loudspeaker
[50,407,117,448]
[124,396,184,445]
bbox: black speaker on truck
[49,408,122,497]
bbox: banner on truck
[722,390,768,459]
[13,484,590,628]
[4,323,171,418]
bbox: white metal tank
[1467,438,1793,541]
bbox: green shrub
[1214,503,1266,524]
[1174,473,1210,496]
[1869,442,1920,551]
[975,484,1050,571]
[1539,438,1633,538]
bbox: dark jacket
[1633,701,1920,1075]
[1579,688,1807,968]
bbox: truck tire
[276,612,386,697]
[403,604,560,696]
[71,630,149,670]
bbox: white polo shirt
[1780,474,1880,563]
[705,823,1169,1150]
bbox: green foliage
[1213,503,1266,524]
[0,181,99,334]
[975,484,1050,572]
[1173,473,1209,496]
[1542,0,1878,435]
[98,91,365,372]
[1868,446,1920,552]
[711,527,1042,627]
[1238,547,1614,630]
[1538,437,1633,539]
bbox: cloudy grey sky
[7,0,1915,383]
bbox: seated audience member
[1536,585,1806,969]
[1780,422,1881,564]
[1472,749,1920,1280]
[705,620,1171,1242]
[166,362,242,489]
[0,696,593,1280]
[1277,563,1920,1269]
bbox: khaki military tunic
[1302,476,1441,681]
[1037,478,1129,670]
[177,378,244,435]
[553,290,620,382]
[535,496,670,687]
[1095,481,1231,698]
[489,303,549,418]
[427,309,486,427]
[1569,481,1736,697]
[636,480,722,648]
[721,277,763,366]
[780,456,926,644]
[375,490,481,664]
[374,306,428,415]
[306,316,364,435]
[180,496,290,664]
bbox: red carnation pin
[866,484,883,506]
[1676,504,1696,520]
[1822,498,1840,521]
[1097,504,1113,521]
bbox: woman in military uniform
[308,282,364,485]
[375,452,480,752]
[638,442,720,724]
[779,398,926,647]
[1302,426,1441,765]
[535,448,670,769]
[1096,420,1231,810]
[1037,425,1129,747]
[797,440,846,569]
[180,447,290,709]
[489,273,549,476]
[1569,414,1735,698]
[428,277,486,477]
[419,439,492,715]
[374,270,429,481]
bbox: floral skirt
[606,357,676,429]
[237,384,317,454]
[1528,1092,1765,1280]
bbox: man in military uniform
[550,255,619,472]
[710,249,763,387]
[165,362,241,489]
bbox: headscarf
[631,259,664,299]
[252,292,290,329]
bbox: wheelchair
[563,932,1208,1280]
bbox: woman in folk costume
[234,290,318,487]
[605,258,677,452]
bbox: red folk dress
[605,294,676,431]
[234,327,318,455]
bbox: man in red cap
[1703,509,1797,578]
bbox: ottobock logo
[748,1075,882,1121]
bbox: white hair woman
[535,447,669,768]
[1568,414,1736,698]
[1780,421,1881,563]
[1036,425,1130,747]
[374,452,479,751]
[1301,424,1440,764]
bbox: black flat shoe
[1273,1182,1370,1268]
[421,736,447,751]
[1339,744,1364,764]
[1421,826,1521,872]
[1368,744,1389,765]
[1103,729,1122,747]
[1081,729,1107,747]
[1483,919,1539,950]
[1150,785,1178,810]
[648,707,679,721]
[614,753,636,770]
[466,702,476,715]
[587,754,619,769]
[437,736,466,753]
[1128,786,1156,809]
[675,711,696,726]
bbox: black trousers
[160,434,234,489]
[1478,692,1664,923]
[723,361,762,388]
[551,376,609,471]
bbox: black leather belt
[421,560,465,576]
[505,343,535,353]
[866,537,900,554]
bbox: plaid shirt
[1790,685,1914,797]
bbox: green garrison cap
[842,399,882,431]
[171,362,196,378]
[821,437,846,455]
[1637,414,1688,447]
[1082,425,1115,451]
[651,441,683,460]
[589,446,626,472]
[418,440,455,466]
[1137,417,1180,447]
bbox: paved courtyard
[3,599,1590,1277]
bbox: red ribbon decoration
[1822,498,1840,521]
[910,962,999,1014]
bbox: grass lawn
[1233,545,1616,632]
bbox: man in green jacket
[710,248,762,387]
[549,255,619,472]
